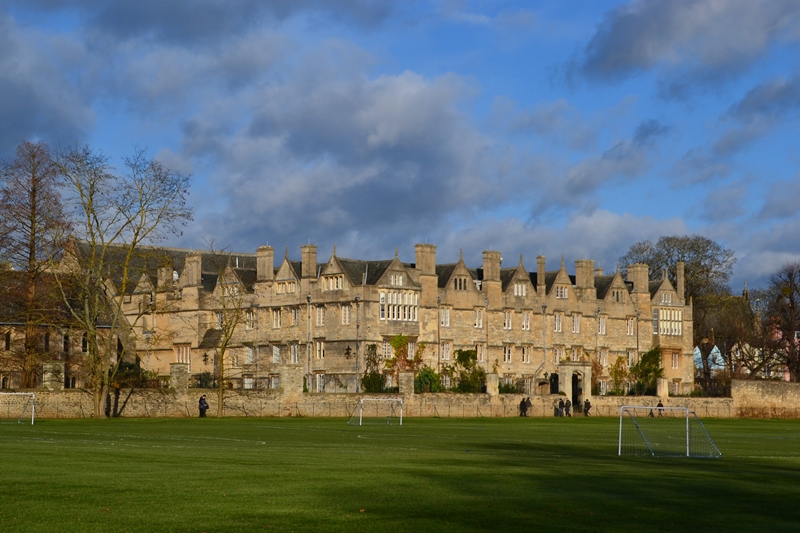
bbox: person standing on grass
[657,400,664,417]
[558,398,564,417]
[519,398,527,417]
[525,397,532,417]
[199,394,209,417]
[565,399,572,417]
[583,399,591,416]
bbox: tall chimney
[575,259,594,289]
[301,244,317,279]
[415,244,436,275]
[157,257,174,292]
[628,263,649,294]
[537,256,546,296]
[257,246,274,282]
[482,251,501,282]
[184,254,202,286]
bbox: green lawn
[1,416,799,532]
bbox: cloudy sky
[2,0,800,289]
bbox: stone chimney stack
[184,254,202,286]
[256,246,274,282]
[537,255,546,296]
[157,257,174,291]
[628,263,649,294]
[301,244,317,279]
[482,251,501,282]
[575,259,595,289]
[676,261,685,301]
[415,244,436,275]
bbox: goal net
[347,398,403,426]
[0,392,36,425]
[619,406,721,458]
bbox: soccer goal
[347,398,403,426]
[618,405,721,458]
[0,392,36,425]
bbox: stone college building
[122,243,694,407]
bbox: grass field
[1,416,799,532]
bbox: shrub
[499,381,524,394]
[414,366,442,393]
[361,372,385,393]
[191,371,216,389]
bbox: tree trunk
[217,351,224,417]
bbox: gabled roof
[543,271,576,293]
[594,275,615,300]
[436,263,458,288]
[338,258,393,286]
[500,268,516,291]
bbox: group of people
[556,398,572,417]
[520,396,593,417]
[518,397,533,417]
[554,398,592,417]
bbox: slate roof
[594,275,615,300]
[649,280,663,299]
[338,258,393,286]
[73,242,258,295]
[436,264,457,288]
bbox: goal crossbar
[0,392,36,425]
[348,398,403,426]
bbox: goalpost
[0,392,36,425]
[347,398,403,426]
[619,405,721,458]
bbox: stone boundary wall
[731,380,800,418]
[1,379,798,419]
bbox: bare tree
[0,141,70,387]
[763,262,800,382]
[203,250,249,417]
[53,145,192,417]
[620,234,736,390]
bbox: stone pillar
[399,372,414,396]
[42,361,65,390]
[280,365,305,399]
[486,373,499,396]
[560,372,572,403]
[170,362,189,393]
[657,377,668,399]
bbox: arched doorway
[549,373,559,394]
[572,372,582,410]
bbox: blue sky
[2,0,800,289]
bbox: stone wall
[1,379,798,419]
[732,380,800,418]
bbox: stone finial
[333,243,337,257]
[284,246,289,260]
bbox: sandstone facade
[114,242,695,410]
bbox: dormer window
[390,274,403,286]
[555,286,568,299]
[454,277,469,291]
[611,289,625,302]
[661,292,672,304]
[324,275,343,291]
[276,280,296,294]
[514,283,526,297]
